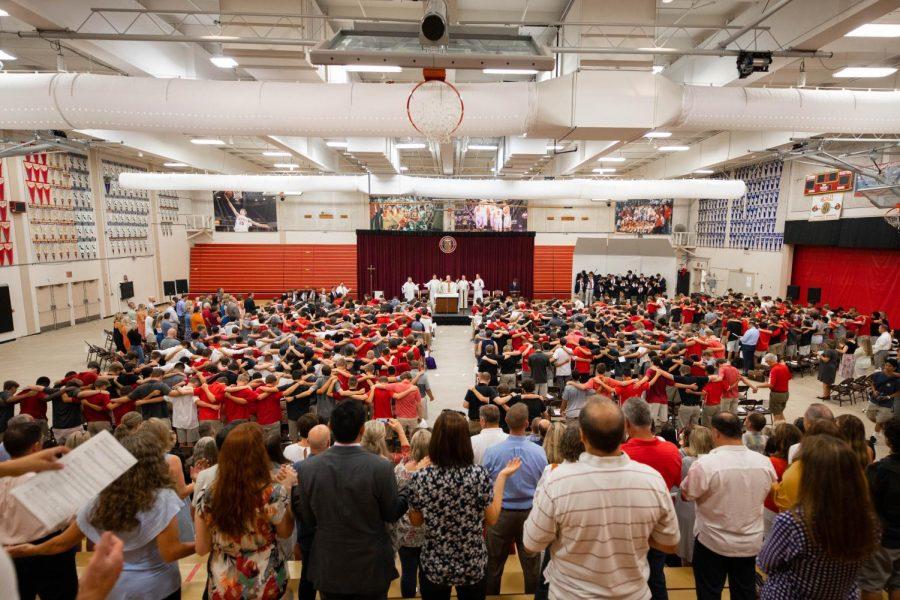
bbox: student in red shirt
[754,353,791,422]
[621,397,682,598]
[194,376,225,435]
[77,384,113,434]
[367,376,395,420]
[223,374,258,423]
[254,374,285,438]
[572,339,593,376]
[700,366,728,426]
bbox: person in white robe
[473,274,485,304]
[440,275,457,295]
[457,275,471,309]
[426,274,442,307]
[401,277,419,302]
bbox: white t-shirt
[170,394,199,430]
[283,444,311,464]
[0,548,17,600]
[552,347,572,376]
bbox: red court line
[184,561,202,583]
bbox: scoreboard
[804,170,854,196]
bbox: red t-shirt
[111,399,136,426]
[81,392,111,422]
[703,380,726,406]
[255,389,282,426]
[645,369,671,405]
[224,388,257,423]
[768,362,791,393]
[573,346,592,374]
[386,382,420,419]
[622,437,683,489]
[75,371,99,386]
[197,383,225,421]
[682,307,696,324]
[371,387,394,419]
[765,456,789,513]
[617,380,649,404]
[757,330,772,352]
[719,364,741,399]
[18,392,48,420]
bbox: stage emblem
[439,236,457,254]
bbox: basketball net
[406,68,464,143]
[885,203,900,232]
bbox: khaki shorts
[859,545,900,592]
[867,403,894,425]
[769,391,789,416]
[176,427,200,444]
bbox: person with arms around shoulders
[470,404,508,465]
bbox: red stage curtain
[791,245,900,323]
[356,230,535,298]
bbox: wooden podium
[435,293,458,314]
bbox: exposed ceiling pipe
[717,0,797,49]
[118,173,747,200]
[12,31,318,46]
[0,72,897,137]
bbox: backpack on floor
[425,355,437,370]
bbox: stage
[434,309,471,326]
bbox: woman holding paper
[6,430,196,599]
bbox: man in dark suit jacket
[295,400,408,600]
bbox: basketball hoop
[406,69,464,143]
[885,203,900,232]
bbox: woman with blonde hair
[853,335,874,377]
[64,430,92,449]
[674,425,714,564]
[395,428,433,598]
[8,429,195,599]
[141,418,194,541]
[195,422,295,600]
[361,418,410,464]
[541,422,566,465]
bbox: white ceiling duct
[0,72,896,137]
[675,86,900,132]
[118,172,746,200]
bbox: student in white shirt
[873,323,893,370]
[470,405,508,464]
[473,275,485,304]
[552,344,572,390]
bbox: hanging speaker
[786,285,800,301]
[807,287,822,304]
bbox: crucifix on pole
[367,265,376,295]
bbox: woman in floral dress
[195,422,296,600]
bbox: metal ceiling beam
[12,30,318,46]
[550,47,831,58]
[717,0,797,49]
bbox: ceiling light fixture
[694,169,715,174]
[597,157,626,162]
[467,144,498,151]
[546,144,565,151]
[0,50,17,60]
[163,162,188,168]
[210,56,238,69]
[652,65,665,74]
[400,166,409,171]
[845,24,900,38]
[659,145,690,152]
[273,163,297,169]
[833,66,898,78]
[190,138,224,145]
[643,131,672,138]
[262,151,291,157]
[344,65,402,73]
[482,68,539,75]
[593,168,617,173]
[0,10,8,16]
[326,141,349,148]
[395,142,427,149]
[201,35,240,41]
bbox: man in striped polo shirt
[523,398,679,599]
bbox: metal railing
[181,214,214,231]
[671,232,697,247]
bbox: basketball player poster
[213,191,278,232]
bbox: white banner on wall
[809,195,843,221]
